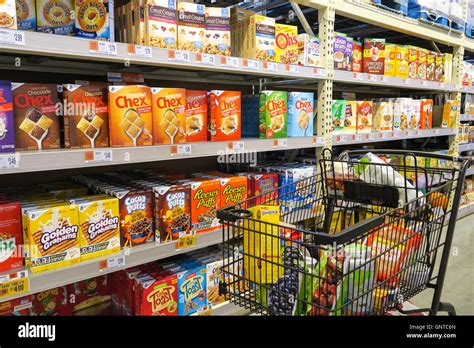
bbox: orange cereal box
[220,175,248,209]
[209,90,241,141]
[151,87,186,145]
[190,179,220,234]
[185,90,207,142]
[108,85,153,147]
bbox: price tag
[243,59,259,70]
[176,235,197,250]
[263,61,277,71]
[313,68,325,77]
[354,134,362,142]
[228,141,245,151]
[89,41,117,55]
[0,29,26,46]
[367,74,378,82]
[286,64,299,74]
[171,144,192,156]
[407,130,416,137]
[0,154,20,169]
[197,305,214,316]
[84,150,113,163]
[0,270,29,300]
[353,72,363,80]
[403,78,411,85]
[168,49,190,62]
[421,80,428,87]
[128,44,152,58]
[221,56,239,68]
[100,255,125,270]
[196,53,216,65]
[340,135,348,143]
[433,129,440,135]
[380,76,388,83]
[274,139,288,148]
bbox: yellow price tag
[0,271,29,300]
[176,235,197,250]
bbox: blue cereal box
[287,92,314,137]
[177,264,207,315]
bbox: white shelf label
[85,150,113,163]
[368,74,378,82]
[171,144,192,156]
[313,68,325,78]
[89,41,117,55]
[380,76,388,83]
[0,154,20,169]
[101,255,125,270]
[355,134,362,142]
[353,72,363,80]
[339,135,348,143]
[221,56,239,68]
[421,80,428,87]
[274,139,288,147]
[407,130,416,137]
[403,78,411,85]
[168,49,190,63]
[287,64,299,74]
[196,53,216,65]
[263,61,277,71]
[313,136,324,145]
[230,141,245,151]
[0,29,25,46]
[128,44,152,58]
[245,59,259,70]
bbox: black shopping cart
[217,149,469,316]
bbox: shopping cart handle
[339,149,467,163]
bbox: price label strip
[221,56,239,68]
[89,41,117,55]
[128,44,152,58]
[85,150,113,163]
[196,53,216,65]
[228,141,244,151]
[0,270,29,300]
[100,255,125,270]
[243,59,259,70]
[0,29,26,46]
[353,73,363,80]
[168,49,190,63]
[263,61,277,71]
[286,64,299,74]
[0,153,20,169]
[176,235,197,250]
[273,139,288,148]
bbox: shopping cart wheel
[395,302,456,316]
[437,302,457,316]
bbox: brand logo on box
[193,189,219,209]
[180,274,204,302]
[115,94,147,108]
[125,195,147,214]
[155,96,183,108]
[40,225,78,252]
[146,285,176,314]
[87,217,119,241]
[223,184,246,204]
[166,192,185,210]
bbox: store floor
[411,214,474,315]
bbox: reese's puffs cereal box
[190,179,220,234]
[220,175,248,209]
[209,90,241,141]
[185,90,207,142]
[108,85,153,147]
[151,88,186,145]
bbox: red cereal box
[29,286,72,316]
[190,179,221,234]
[136,272,178,316]
[209,90,241,141]
[0,202,23,273]
[185,90,208,142]
[247,173,279,205]
[66,275,112,312]
[0,296,32,316]
[220,175,248,209]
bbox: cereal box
[297,34,320,67]
[176,1,205,52]
[220,175,248,209]
[435,53,444,82]
[344,100,357,134]
[0,81,15,153]
[394,98,411,131]
[177,264,207,315]
[259,90,287,139]
[76,196,120,261]
[332,99,345,134]
[26,204,81,274]
[29,286,72,315]
[204,6,230,56]
[75,0,113,40]
[108,85,153,147]
[408,46,418,79]
[344,36,353,71]
[443,53,453,83]
[395,45,408,78]
[0,296,32,316]
[275,23,298,64]
[420,99,433,129]
[209,90,241,141]
[463,124,470,144]
[418,48,427,80]
[247,172,278,205]
[352,40,362,72]
[427,50,436,81]
[138,272,178,316]
[243,14,275,61]
[133,0,145,44]
[12,83,61,151]
[363,38,385,75]
[0,0,17,29]
[230,7,253,58]
[63,84,109,149]
[151,88,186,145]
[185,90,207,142]
[154,184,191,244]
[333,32,346,70]
[66,275,111,312]
[0,202,23,272]
[190,179,220,234]
[287,92,314,137]
[16,0,36,30]
[384,43,396,77]
[372,100,393,132]
[206,258,225,304]
[36,0,74,35]
[357,100,373,133]
[442,99,459,128]
[144,0,176,49]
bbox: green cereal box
[332,100,346,134]
[259,90,287,139]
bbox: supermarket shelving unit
[0,0,473,314]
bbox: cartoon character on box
[30,286,71,316]
[67,275,111,312]
[177,265,207,316]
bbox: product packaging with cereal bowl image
[36,0,75,35]
[0,0,17,29]
[74,0,113,40]
[209,90,241,141]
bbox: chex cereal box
[177,264,207,316]
[151,88,186,145]
[275,23,298,64]
[75,196,120,261]
[190,179,220,234]
[26,204,80,273]
[287,92,314,137]
[0,0,17,29]
[177,1,205,52]
[259,90,287,139]
[75,0,113,40]
[66,275,111,312]
[209,90,241,141]
[36,0,75,35]
[138,272,178,316]
[29,286,72,315]
[204,6,230,56]
[0,202,23,272]
[0,81,15,153]
[108,85,153,147]
[185,90,207,142]
[220,175,248,209]
[145,0,176,48]
[16,0,36,30]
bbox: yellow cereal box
[384,43,396,77]
[373,100,394,132]
[443,53,453,83]
[395,45,408,78]
[344,100,358,134]
[26,204,81,273]
[76,196,120,261]
[418,48,427,80]
[36,0,75,35]
[275,23,298,64]
[442,99,459,128]
[243,14,275,62]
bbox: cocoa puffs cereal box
[209,90,241,141]
[185,90,207,142]
[151,88,186,145]
[108,85,153,147]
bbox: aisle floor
[411,214,474,315]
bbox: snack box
[16,0,35,30]
[185,90,207,142]
[278,166,315,213]
[190,179,220,234]
[0,81,15,153]
[418,48,427,80]
[384,43,396,77]
[0,296,32,316]
[246,172,279,205]
[209,90,241,141]
[177,263,207,316]
[356,100,373,133]
[408,46,418,79]
[297,33,320,67]
[66,275,111,312]
[0,0,17,29]
[0,202,23,272]
[36,0,74,35]
[331,99,345,134]
[287,92,314,137]
[144,0,176,49]
[333,32,346,70]
[419,99,433,129]
[344,100,358,134]
[136,270,179,316]
[435,53,444,82]
[133,0,145,45]
[259,90,287,139]
[352,40,362,73]
[442,99,459,128]
[204,7,230,56]
[363,38,385,75]
[427,51,436,81]
[393,98,411,131]
[75,0,113,40]
[275,23,298,65]
[395,45,408,78]
[108,85,153,147]
[220,175,248,209]
[243,14,275,62]
[206,258,225,304]
[230,7,253,58]
[176,1,205,52]
[344,36,353,71]
[29,286,72,315]
[372,99,393,132]
[151,87,186,145]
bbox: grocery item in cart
[352,40,362,73]
[30,286,72,315]
[356,100,372,133]
[419,99,433,130]
[204,7,230,56]
[407,46,418,79]
[0,81,15,153]
[151,87,186,144]
[395,45,408,78]
[297,34,320,67]
[176,1,205,52]
[177,263,207,315]
[108,85,153,147]
[243,14,275,62]
[16,0,35,30]
[372,99,393,132]
[384,43,396,77]
[144,0,176,49]
[0,0,17,28]
[36,0,74,35]
[209,90,241,141]
[75,0,112,40]
[63,83,109,149]
[185,90,207,142]
[275,23,298,64]
[287,92,314,137]
[0,202,23,272]
[259,90,287,139]
[363,38,385,75]
[190,179,220,234]
[66,275,111,312]
[12,83,61,151]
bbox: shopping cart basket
[217,149,469,316]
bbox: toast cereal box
[139,272,178,316]
[287,92,314,137]
[363,38,385,75]
[395,45,408,78]
[408,46,418,79]
[220,175,248,209]
[190,179,220,234]
[418,48,427,80]
[63,84,109,149]
[275,23,298,65]
[357,100,373,133]
[384,43,396,77]
[108,85,153,147]
[372,100,393,132]
[0,0,17,29]
[29,286,72,315]
[352,40,362,72]
[177,1,205,52]
[0,202,23,272]
[259,90,287,139]
[185,90,207,142]
[151,87,186,145]
[0,81,15,153]
[204,6,230,56]
[145,0,176,48]
[420,99,433,129]
[209,90,241,141]
[75,0,113,40]
[16,0,36,30]
[66,275,111,312]
[36,0,74,35]
[297,33,320,67]
[154,184,191,244]
[177,264,207,316]
[244,14,275,62]
[26,204,80,274]
[344,100,357,134]
[76,196,120,261]
[427,50,436,81]
[12,83,61,151]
